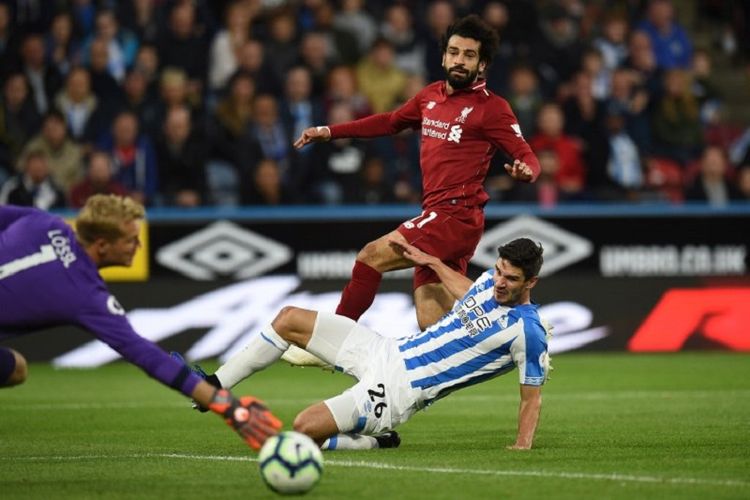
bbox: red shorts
[396,205,484,289]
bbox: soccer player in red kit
[294,15,540,330]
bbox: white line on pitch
[2,453,747,489]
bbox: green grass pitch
[1,353,748,499]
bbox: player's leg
[214,306,316,388]
[0,347,28,388]
[336,229,414,321]
[413,282,456,329]
[214,309,361,389]
[295,394,400,450]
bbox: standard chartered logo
[447,125,463,143]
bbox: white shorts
[306,312,421,435]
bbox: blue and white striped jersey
[396,269,548,406]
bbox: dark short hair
[498,238,544,279]
[440,14,499,67]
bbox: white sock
[215,324,289,388]
[321,433,378,451]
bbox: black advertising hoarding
[4,205,749,363]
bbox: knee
[292,413,314,436]
[271,306,301,339]
[2,349,27,387]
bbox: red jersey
[329,80,540,208]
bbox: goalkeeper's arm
[192,380,282,450]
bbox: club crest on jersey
[426,101,436,109]
[455,106,474,123]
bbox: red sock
[335,260,382,320]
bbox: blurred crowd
[0,0,748,210]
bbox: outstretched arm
[508,384,542,450]
[387,235,473,300]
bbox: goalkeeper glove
[208,389,282,451]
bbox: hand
[388,235,436,267]
[504,159,533,182]
[208,389,282,451]
[293,126,331,149]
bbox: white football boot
[280,345,335,371]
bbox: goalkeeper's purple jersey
[0,205,202,397]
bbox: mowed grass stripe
[5,388,750,410]
[2,452,748,489]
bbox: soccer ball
[258,431,323,495]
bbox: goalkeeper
[0,195,281,450]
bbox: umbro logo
[472,216,593,276]
[156,221,292,280]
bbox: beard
[445,65,479,90]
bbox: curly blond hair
[75,195,145,245]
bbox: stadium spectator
[18,34,63,116]
[684,145,741,205]
[297,31,337,99]
[206,72,262,206]
[356,37,408,113]
[19,110,84,194]
[54,67,107,146]
[133,44,160,89]
[736,166,750,200]
[531,3,586,98]
[0,4,20,76]
[423,0,455,84]
[156,2,208,94]
[651,68,703,165]
[508,148,564,206]
[264,9,302,94]
[623,30,663,98]
[208,0,253,93]
[251,93,296,180]
[690,49,723,126]
[96,111,158,205]
[380,4,424,77]
[234,39,281,97]
[605,109,644,198]
[480,1,515,94]
[333,0,378,55]
[561,71,608,194]
[504,65,543,139]
[116,0,160,45]
[0,150,65,210]
[529,103,585,195]
[280,66,324,151]
[80,9,139,83]
[606,67,651,153]
[0,73,40,171]
[0,195,282,450]
[121,68,160,142]
[45,12,78,77]
[68,150,128,208]
[155,106,207,207]
[593,13,630,72]
[311,0,360,66]
[86,37,126,120]
[324,65,372,119]
[345,155,396,204]
[636,0,692,70]
[242,158,294,206]
[179,237,550,451]
[306,102,369,204]
[294,15,539,333]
